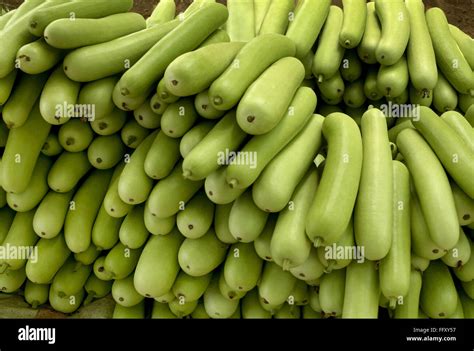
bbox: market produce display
[0,0,473,319]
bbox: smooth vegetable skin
[426,8,474,95]
[339,0,367,49]
[306,113,363,247]
[357,2,380,64]
[397,128,459,250]
[374,0,410,66]
[285,0,331,59]
[394,270,422,319]
[411,106,474,198]
[226,0,255,42]
[117,3,228,99]
[342,260,379,318]
[354,108,393,261]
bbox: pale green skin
[16,38,63,75]
[441,228,471,268]
[209,33,296,111]
[51,258,91,297]
[183,111,247,181]
[379,161,411,306]
[394,270,422,319]
[289,246,326,282]
[285,0,331,59]
[178,228,228,277]
[308,286,322,312]
[45,13,146,50]
[172,271,212,302]
[134,230,184,298]
[363,66,382,101]
[237,57,305,135]
[254,215,276,262]
[150,93,169,115]
[224,242,263,293]
[169,298,199,318]
[342,260,379,318]
[177,192,214,239]
[253,0,271,34]
[78,76,118,121]
[319,269,346,317]
[84,274,112,300]
[411,254,430,272]
[426,8,474,95]
[318,71,345,102]
[93,256,113,281]
[317,220,354,272]
[199,29,230,47]
[2,103,51,194]
[143,206,175,236]
[147,0,175,27]
[355,109,393,261]
[119,205,149,249]
[462,280,474,300]
[180,121,215,158]
[289,279,309,306]
[88,134,126,170]
[29,0,134,36]
[0,210,38,271]
[377,56,409,98]
[74,244,101,266]
[117,3,228,99]
[120,120,150,149]
[145,130,181,180]
[59,119,94,153]
[258,0,294,35]
[433,72,458,113]
[164,41,245,97]
[39,66,80,125]
[7,155,52,212]
[154,290,175,304]
[41,133,63,157]
[90,108,127,136]
[449,25,474,70]
[134,99,161,129]
[113,301,145,319]
[312,6,345,82]
[218,272,246,301]
[0,266,26,293]
[118,131,157,205]
[420,260,458,318]
[24,281,49,308]
[374,0,410,66]
[214,203,238,245]
[340,0,366,49]
[410,193,446,260]
[146,160,204,219]
[306,113,362,247]
[258,262,297,306]
[226,0,255,42]
[194,91,225,120]
[2,71,48,129]
[112,275,144,307]
[405,0,438,93]
[104,175,132,219]
[49,287,85,314]
[460,291,474,318]
[157,78,179,104]
[451,181,474,226]
[26,235,71,285]
[0,66,17,104]
[204,277,239,319]
[274,303,301,319]
[205,167,246,206]
[241,289,272,319]
[48,151,91,193]
[64,170,113,254]
[113,78,151,112]
[271,169,318,270]
[151,302,177,319]
[161,98,198,138]
[104,242,142,280]
[441,111,474,154]
[229,190,269,243]
[303,305,322,319]
[453,242,474,282]
[397,128,460,250]
[226,87,316,190]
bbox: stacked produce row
[0,0,473,319]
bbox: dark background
[1,0,473,36]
